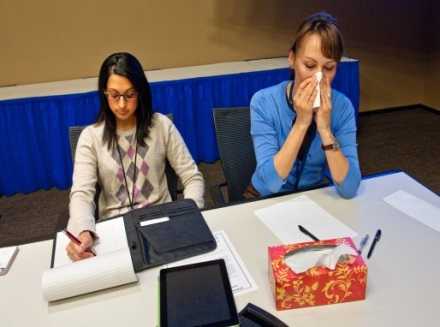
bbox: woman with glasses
[249,12,361,199]
[66,52,204,261]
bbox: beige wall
[0,0,434,110]
[349,47,426,111]
[424,2,440,109]
[425,53,440,109]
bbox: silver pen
[357,234,369,255]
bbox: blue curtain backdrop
[0,63,359,195]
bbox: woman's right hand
[292,76,318,128]
[66,231,95,261]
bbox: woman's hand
[66,231,95,261]
[315,76,332,133]
[292,76,318,128]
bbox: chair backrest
[69,125,101,219]
[69,126,85,163]
[164,113,179,201]
[213,107,256,202]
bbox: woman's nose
[118,96,127,107]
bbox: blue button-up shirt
[250,81,361,198]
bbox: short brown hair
[291,12,344,62]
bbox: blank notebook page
[42,217,137,302]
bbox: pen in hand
[64,229,96,256]
[367,229,381,259]
[298,225,319,241]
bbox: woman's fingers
[297,75,315,92]
[307,84,319,105]
[320,77,332,109]
[295,78,317,104]
[66,242,82,261]
[66,240,94,261]
[322,76,331,98]
[78,231,94,249]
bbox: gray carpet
[357,106,440,192]
[0,106,439,247]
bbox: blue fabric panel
[0,62,359,195]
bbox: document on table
[0,246,19,276]
[384,190,440,232]
[254,195,357,244]
[166,230,257,296]
[42,217,138,302]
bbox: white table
[0,57,356,101]
[1,171,439,326]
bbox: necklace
[287,81,295,109]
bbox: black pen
[367,229,381,259]
[298,225,319,241]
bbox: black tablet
[160,259,239,327]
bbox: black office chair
[69,126,102,219]
[162,113,181,200]
[212,107,257,205]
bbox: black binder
[238,303,289,327]
[124,199,217,272]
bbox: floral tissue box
[268,237,367,310]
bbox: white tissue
[313,71,323,108]
[284,243,358,274]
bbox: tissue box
[268,238,367,310]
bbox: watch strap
[321,141,340,151]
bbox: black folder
[51,199,216,272]
[124,199,217,272]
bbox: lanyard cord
[116,140,138,209]
[286,81,316,191]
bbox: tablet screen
[160,259,238,327]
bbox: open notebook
[41,217,138,302]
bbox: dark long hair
[96,52,153,149]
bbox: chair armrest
[209,182,227,207]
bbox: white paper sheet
[53,217,127,268]
[0,246,18,268]
[166,231,257,296]
[0,246,19,275]
[255,195,357,244]
[384,190,440,232]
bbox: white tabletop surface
[1,171,438,326]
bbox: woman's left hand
[315,76,332,133]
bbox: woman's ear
[288,50,295,69]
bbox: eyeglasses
[104,90,138,103]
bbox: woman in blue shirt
[250,12,361,198]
